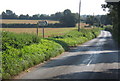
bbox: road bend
[19,30,120,79]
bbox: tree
[100,15,112,25]
[73,13,79,22]
[39,14,50,20]
[54,12,63,20]
[19,14,26,19]
[6,10,13,15]
[102,2,120,46]
[2,10,18,19]
[85,15,94,26]
[1,11,6,19]
[26,14,30,19]
[59,9,77,27]
[82,15,112,26]
[32,14,39,19]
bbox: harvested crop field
[1,19,90,37]
[1,19,59,24]
[2,27,76,37]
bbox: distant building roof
[106,0,120,3]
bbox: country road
[19,30,120,79]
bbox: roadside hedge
[2,39,64,79]
[104,25,113,33]
[2,31,41,51]
[50,28,101,48]
[2,27,101,79]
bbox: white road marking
[87,60,93,66]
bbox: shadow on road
[18,31,120,80]
[41,51,119,68]
[52,69,120,79]
[39,31,120,79]
[41,34,119,68]
[97,36,111,39]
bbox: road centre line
[87,59,93,66]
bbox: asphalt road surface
[20,30,120,79]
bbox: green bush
[2,39,64,79]
[56,37,88,46]
[47,38,70,51]
[51,28,101,48]
[104,25,113,33]
[2,31,41,51]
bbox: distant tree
[26,14,30,19]
[32,14,39,19]
[82,15,112,26]
[1,11,6,19]
[54,12,63,20]
[73,13,79,22]
[19,14,26,19]
[2,10,18,19]
[50,14,55,20]
[85,16,94,25]
[6,10,13,15]
[100,15,112,25]
[19,14,30,19]
[39,14,49,20]
[59,9,77,27]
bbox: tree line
[1,9,79,27]
[1,9,112,27]
[0,9,78,21]
[82,15,112,26]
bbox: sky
[0,0,108,16]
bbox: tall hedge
[2,39,64,79]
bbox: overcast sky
[0,0,108,16]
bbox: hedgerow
[2,39,64,79]
[50,28,101,48]
[2,31,41,51]
[2,27,101,79]
[56,37,88,46]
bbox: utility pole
[78,0,81,31]
[93,13,94,27]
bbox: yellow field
[1,19,89,37]
[1,19,59,24]
[2,27,77,37]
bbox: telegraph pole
[78,0,81,31]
